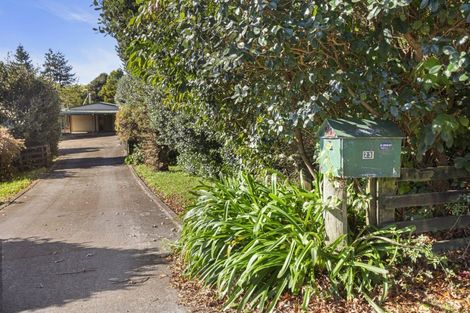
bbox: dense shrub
[97,0,470,177]
[115,76,169,169]
[124,144,145,165]
[116,75,226,176]
[147,95,225,176]
[0,62,61,155]
[179,173,440,312]
[0,126,25,180]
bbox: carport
[61,102,118,133]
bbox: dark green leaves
[178,173,440,312]
[97,0,470,196]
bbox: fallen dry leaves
[170,249,469,313]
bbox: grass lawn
[0,168,47,204]
[134,164,206,214]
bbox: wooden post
[45,145,52,166]
[366,178,378,226]
[377,178,397,225]
[299,169,312,190]
[41,146,46,167]
[322,176,348,245]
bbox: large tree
[95,0,140,61]
[13,44,34,71]
[97,0,470,176]
[87,72,108,102]
[59,84,87,108]
[41,49,76,87]
[99,68,124,102]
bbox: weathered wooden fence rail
[367,166,470,251]
[17,145,52,170]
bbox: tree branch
[294,128,316,179]
[403,33,423,62]
[346,87,380,117]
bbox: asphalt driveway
[0,134,186,313]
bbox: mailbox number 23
[362,151,374,160]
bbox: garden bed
[133,167,469,312]
[171,249,469,313]
[172,174,469,313]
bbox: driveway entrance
[0,135,185,313]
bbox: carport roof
[61,102,119,115]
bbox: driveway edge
[0,161,59,211]
[0,179,41,211]
[127,164,182,230]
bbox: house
[60,102,119,133]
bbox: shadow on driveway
[1,238,169,313]
[55,156,125,171]
[60,133,116,141]
[59,147,101,156]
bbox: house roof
[60,102,119,115]
[319,118,404,139]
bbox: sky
[0,0,122,84]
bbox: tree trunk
[157,145,170,171]
[294,128,316,178]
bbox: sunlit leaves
[178,173,440,312]
[97,0,470,172]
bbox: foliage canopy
[12,44,34,71]
[41,49,76,87]
[0,61,61,154]
[99,69,124,102]
[115,74,225,175]
[97,0,470,175]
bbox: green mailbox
[319,118,404,178]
